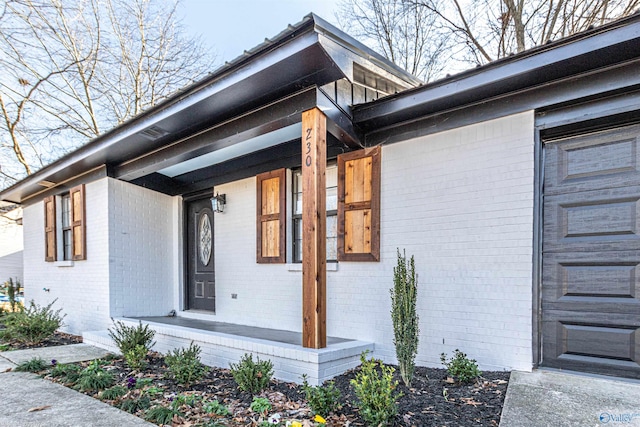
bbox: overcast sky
[180,0,342,65]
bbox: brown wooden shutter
[70,184,86,260]
[256,169,286,263]
[44,195,57,262]
[338,146,381,262]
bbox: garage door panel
[542,252,640,311]
[543,186,640,252]
[545,124,640,196]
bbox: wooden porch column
[301,107,327,349]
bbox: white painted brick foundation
[84,318,373,386]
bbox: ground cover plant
[0,299,65,345]
[41,350,509,426]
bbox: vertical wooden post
[301,107,327,349]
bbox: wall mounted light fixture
[210,192,226,213]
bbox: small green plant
[144,386,163,397]
[124,344,149,370]
[350,352,401,427]
[203,399,230,416]
[302,374,342,416]
[118,396,151,413]
[0,343,10,351]
[100,385,128,400]
[108,320,155,369]
[173,393,201,407]
[49,362,82,382]
[440,349,481,383]
[145,405,184,424]
[75,360,115,392]
[391,249,419,387]
[249,396,272,414]
[135,377,153,388]
[164,342,208,386]
[229,353,273,393]
[15,357,49,372]
[0,299,64,345]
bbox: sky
[180,0,342,65]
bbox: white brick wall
[108,178,175,318]
[0,207,23,283]
[199,111,535,372]
[23,179,111,334]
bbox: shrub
[164,342,208,386]
[15,357,49,372]
[440,349,481,383]
[0,299,64,345]
[3,278,21,312]
[302,375,341,416]
[350,352,401,427]
[124,344,149,371]
[203,399,230,416]
[249,396,271,414]
[108,320,155,369]
[100,385,128,400]
[75,360,115,392]
[229,353,273,394]
[391,249,419,387]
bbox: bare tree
[337,0,640,76]
[337,0,448,81]
[0,0,214,189]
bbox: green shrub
[350,353,401,427]
[249,396,271,414]
[75,360,115,392]
[440,349,481,383]
[15,357,49,372]
[302,375,341,416]
[203,399,230,416]
[164,342,208,386]
[100,385,128,400]
[145,405,184,424]
[108,320,155,369]
[124,344,149,371]
[391,249,419,387]
[0,299,64,345]
[229,353,273,394]
[118,396,151,413]
[3,278,21,312]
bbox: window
[292,164,338,262]
[44,184,86,262]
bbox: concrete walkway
[0,344,154,427]
[500,369,640,427]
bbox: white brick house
[2,13,640,383]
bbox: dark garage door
[542,123,640,378]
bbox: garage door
[542,123,640,378]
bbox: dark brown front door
[541,123,640,378]
[186,198,215,311]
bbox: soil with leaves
[0,330,82,351]
[35,350,508,427]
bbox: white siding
[0,207,23,283]
[108,178,176,318]
[23,179,111,334]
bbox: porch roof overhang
[353,12,640,141]
[0,13,420,204]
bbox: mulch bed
[43,351,509,426]
[0,331,83,351]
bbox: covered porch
[83,317,373,385]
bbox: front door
[186,198,215,311]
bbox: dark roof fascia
[353,12,640,132]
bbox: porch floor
[132,316,350,347]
